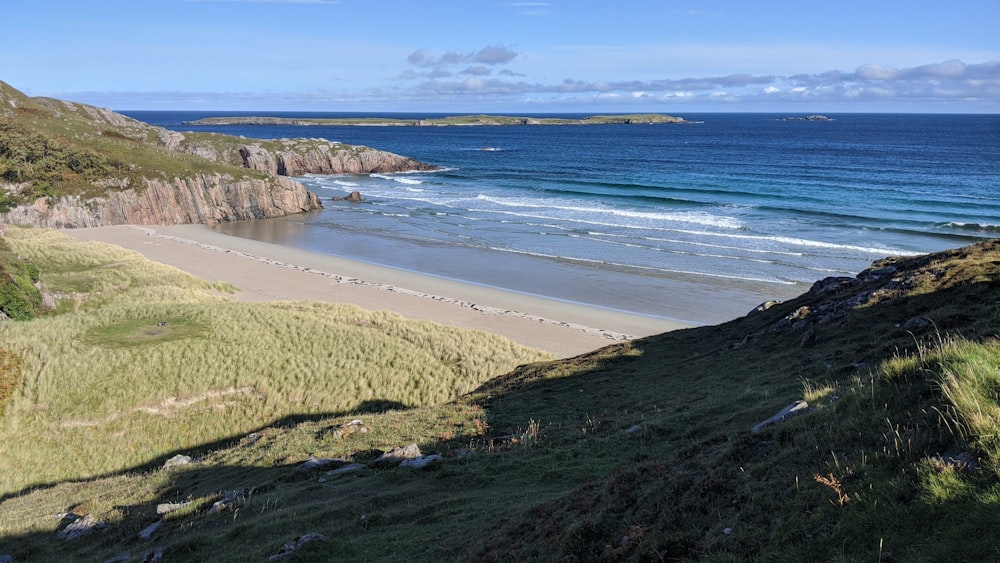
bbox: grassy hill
[0,227,995,561]
[0,81,429,222]
[0,81,262,211]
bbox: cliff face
[2,174,321,228]
[234,141,438,177]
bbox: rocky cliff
[1,174,321,228]
[216,138,438,177]
[0,81,436,228]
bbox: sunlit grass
[0,227,553,494]
[934,338,1000,472]
[0,229,995,561]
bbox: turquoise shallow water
[131,112,1000,322]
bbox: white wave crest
[473,195,743,230]
[672,229,918,255]
[371,173,424,185]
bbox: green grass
[0,229,996,561]
[0,226,553,495]
[82,315,209,348]
[0,237,42,319]
[0,81,286,209]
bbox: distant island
[779,115,832,121]
[183,113,697,127]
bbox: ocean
[126,112,1000,324]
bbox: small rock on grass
[209,488,251,513]
[328,419,368,438]
[57,513,106,540]
[400,454,443,469]
[372,443,422,467]
[268,532,325,561]
[139,520,162,540]
[323,463,365,479]
[163,454,192,468]
[156,501,192,515]
[296,457,351,473]
[751,400,815,433]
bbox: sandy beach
[64,224,690,358]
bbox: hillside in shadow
[0,240,997,561]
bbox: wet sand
[64,224,690,358]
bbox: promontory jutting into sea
[131,111,1000,324]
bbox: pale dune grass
[0,227,553,494]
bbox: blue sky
[3,1,998,112]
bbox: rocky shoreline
[2,174,321,228]
[0,81,437,228]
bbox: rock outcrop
[332,190,364,202]
[233,140,437,177]
[2,174,321,228]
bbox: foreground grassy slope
[0,226,552,495]
[0,236,997,562]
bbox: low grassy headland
[184,113,694,127]
[0,229,996,561]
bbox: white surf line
[137,228,633,343]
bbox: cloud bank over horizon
[45,57,999,112]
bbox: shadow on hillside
[1,396,487,559]
[471,270,1000,438]
[3,246,998,559]
[0,399,412,504]
[0,415,490,561]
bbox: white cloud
[407,45,519,68]
[54,58,1000,112]
[855,64,899,80]
[908,59,967,78]
[394,58,1000,111]
[461,66,493,76]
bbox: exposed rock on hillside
[2,174,320,228]
[232,140,437,176]
[736,239,1000,352]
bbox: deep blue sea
[127,111,1000,323]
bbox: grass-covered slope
[0,235,997,562]
[0,226,552,493]
[0,81,262,210]
[466,241,1000,561]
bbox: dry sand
[64,224,690,358]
